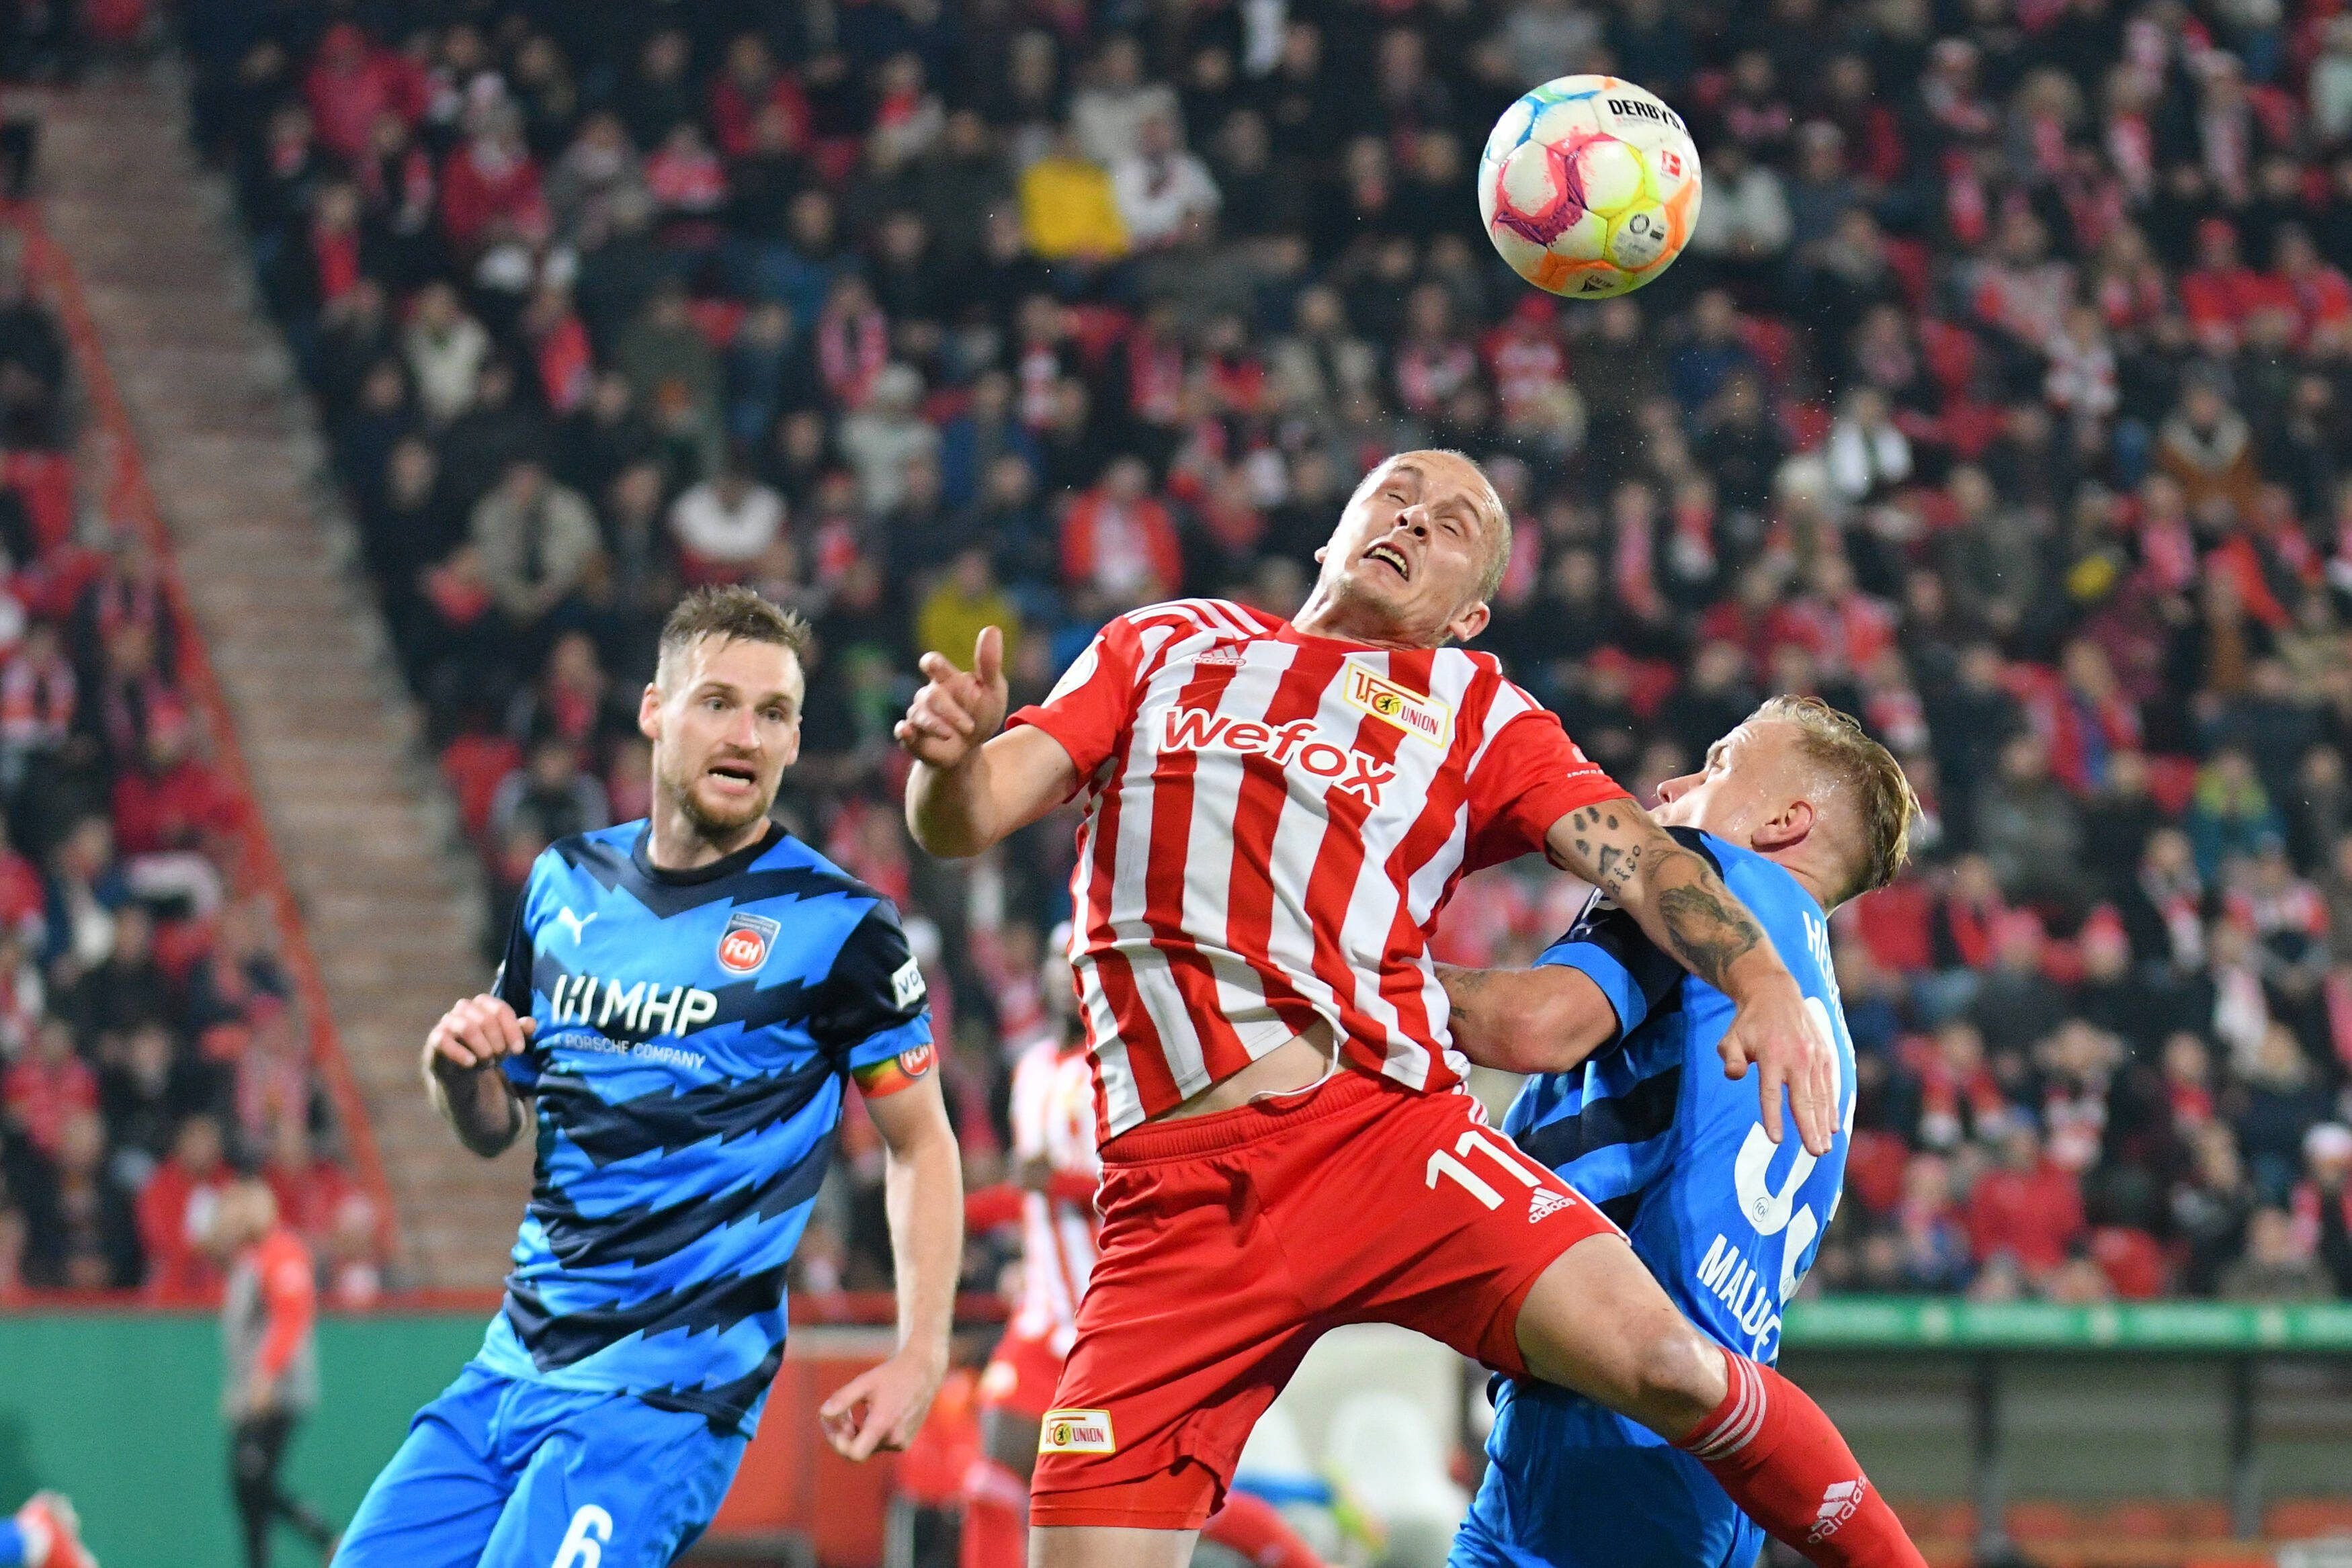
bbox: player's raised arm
[1542,801,1839,1156]
[898,626,1079,858]
[1435,964,1620,1076]
[420,994,532,1158]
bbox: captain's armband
[852,1040,937,1099]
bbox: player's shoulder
[517,822,640,911]
[740,830,909,935]
[1692,831,1833,978]
[545,820,640,871]
[1437,650,1546,721]
[1119,597,1283,642]
[1693,830,1815,915]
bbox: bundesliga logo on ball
[1478,75,1703,298]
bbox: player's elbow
[904,774,987,860]
[1496,977,1613,1076]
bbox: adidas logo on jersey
[1808,1479,1867,1542]
[1528,1188,1574,1223]
[1159,708,1397,805]
[1192,644,1248,666]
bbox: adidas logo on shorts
[1808,1479,1868,1542]
[1528,1188,1574,1224]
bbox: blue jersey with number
[1452,828,1854,1568]
[1504,826,1853,1364]
[472,820,930,1434]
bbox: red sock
[960,1458,1030,1568]
[1677,1346,1928,1568]
[1201,1491,1325,1568]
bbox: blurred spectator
[2221,1206,2336,1301]
[136,1112,229,1303]
[2296,1123,2352,1296]
[1966,1122,2086,1288]
[469,459,602,629]
[487,734,610,847]
[669,460,786,581]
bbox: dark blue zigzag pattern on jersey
[503,1257,790,1372]
[532,1055,837,1168]
[638,1338,789,1428]
[1597,1191,1644,1231]
[529,1120,837,1270]
[1515,1063,1684,1172]
[553,834,875,918]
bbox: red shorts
[978,1325,1070,1422]
[1029,1069,1620,1530]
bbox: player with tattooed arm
[894,449,1927,1568]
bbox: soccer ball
[1478,75,1703,300]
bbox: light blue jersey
[479,820,929,1433]
[339,820,931,1568]
[1452,827,1855,1568]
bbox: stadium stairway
[31,67,530,1289]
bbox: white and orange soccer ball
[1477,75,1703,299]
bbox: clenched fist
[423,993,536,1080]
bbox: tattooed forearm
[1651,855,1764,990]
[1591,840,1642,898]
[1436,963,1499,1037]
[1554,803,1646,898]
[1546,803,1773,996]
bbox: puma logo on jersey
[553,907,597,944]
[1809,1479,1867,1542]
[1159,709,1397,805]
[1341,664,1452,747]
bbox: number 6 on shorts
[552,1505,614,1568]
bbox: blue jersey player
[339,587,965,1568]
[1439,698,1917,1568]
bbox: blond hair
[657,585,814,688]
[1751,695,1918,904]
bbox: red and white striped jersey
[1007,1035,1099,1352]
[1008,597,1625,1139]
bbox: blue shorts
[1449,1381,1763,1568]
[337,1362,749,1568]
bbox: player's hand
[1716,980,1837,1157]
[818,1345,948,1461]
[423,994,535,1080]
[894,627,1009,771]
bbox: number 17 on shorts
[1427,1126,1580,1224]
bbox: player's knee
[1622,1323,1727,1438]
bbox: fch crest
[717,910,782,974]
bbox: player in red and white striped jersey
[898,451,1926,1568]
[962,933,1326,1568]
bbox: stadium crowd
[0,237,385,1305]
[159,0,2352,1305]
